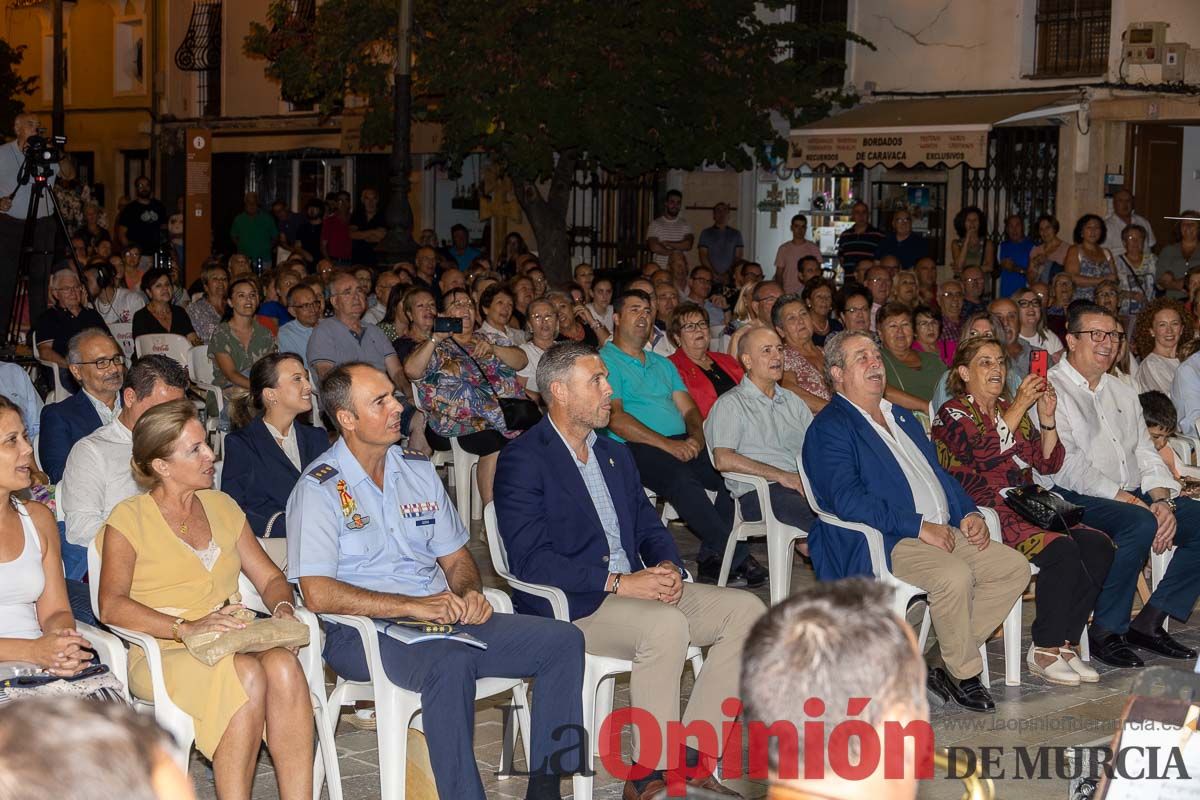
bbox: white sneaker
[1026,645,1080,686]
[345,708,377,730]
[1060,645,1099,683]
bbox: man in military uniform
[286,362,585,800]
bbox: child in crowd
[1139,390,1200,498]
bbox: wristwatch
[1153,497,1177,513]
[171,617,186,642]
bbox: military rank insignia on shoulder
[306,463,339,483]
[401,448,429,462]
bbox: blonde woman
[98,400,312,800]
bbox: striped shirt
[646,215,694,267]
[836,225,885,270]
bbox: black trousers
[627,434,743,566]
[0,213,57,343]
[1028,527,1115,647]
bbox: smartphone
[1030,349,1049,380]
[433,316,464,334]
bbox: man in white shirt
[801,331,1029,713]
[1103,189,1156,258]
[278,284,322,367]
[1042,302,1200,667]
[61,355,190,547]
[645,190,693,269]
[361,270,400,326]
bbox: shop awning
[787,92,1078,170]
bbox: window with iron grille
[1033,0,1111,78]
[175,0,222,117]
[961,126,1060,259]
[792,0,850,88]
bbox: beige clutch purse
[181,598,310,667]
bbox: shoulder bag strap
[449,337,504,405]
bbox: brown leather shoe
[622,778,667,800]
[687,774,744,797]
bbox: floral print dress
[932,395,1099,558]
[417,332,522,438]
[782,347,831,401]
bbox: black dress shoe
[1126,628,1198,660]
[1087,631,1145,668]
[945,673,996,713]
[732,554,768,588]
[695,556,747,588]
[926,667,951,709]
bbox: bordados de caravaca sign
[788,130,989,170]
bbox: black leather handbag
[452,339,543,431]
[1003,485,1085,532]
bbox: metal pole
[380,0,417,261]
[52,0,64,137]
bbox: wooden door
[1129,124,1183,252]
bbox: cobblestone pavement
[190,518,1200,800]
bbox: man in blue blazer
[496,342,764,800]
[801,331,1028,714]
[38,329,125,482]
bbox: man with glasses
[727,279,783,358]
[961,266,986,315]
[307,270,405,387]
[877,210,929,270]
[863,266,891,332]
[1043,302,1200,667]
[38,329,125,482]
[34,268,110,392]
[278,284,323,368]
[685,266,729,327]
[937,279,966,344]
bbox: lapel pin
[609,458,615,467]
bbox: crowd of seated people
[5,203,1200,800]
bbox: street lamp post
[52,0,64,137]
[379,0,418,263]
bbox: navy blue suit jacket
[39,390,102,483]
[800,394,978,581]
[222,416,329,538]
[494,414,684,621]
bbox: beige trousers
[890,528,1030,680]
[574,582,766,769]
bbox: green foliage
[0,39,37,137]
[245,0,865,182]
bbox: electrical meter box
[1164,42,1190,81]
[1124,21,1169,63]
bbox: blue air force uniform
[285,438,584,799]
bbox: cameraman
[0,113,60,342]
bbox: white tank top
[0,501,46,640]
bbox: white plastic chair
[32,334,71,403]
[134,333,192,371]
[797,462,1024,687]
[189,345,226,456]
[318,585,531,800]
[108,320,135,359]
[87,541,342,800]
[449,436,482,524]
[713,470,807,606]
[482,504,704,800]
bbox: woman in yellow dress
[98,399,312,800]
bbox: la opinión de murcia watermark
[495,697,1193,794]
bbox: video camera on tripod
[20,133,67,180]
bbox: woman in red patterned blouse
[933,336,1113,687]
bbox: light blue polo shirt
[285,437,469,596]
[600,341,687,442]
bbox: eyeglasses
[289,301,320,311]
[334,288,366,297]
[678,322,707,332]
[844,305,870,314]
[530,313,556,322]
[1016,299,1041,308]
[447,299,473,310]
[75,354,125,370]
[1070,329,1126,343]
[941,291,964,299]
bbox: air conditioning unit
[1123,21,1169,64]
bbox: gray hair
[535,342,598,405]
[49,267,80,292]
[66,327,116,364]
[741,579,927,773]
[769,292,806,330]
[319,361,373,432]
[822,330,873,385]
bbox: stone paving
[190,518,1200,800]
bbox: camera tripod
[3,154,86,349]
